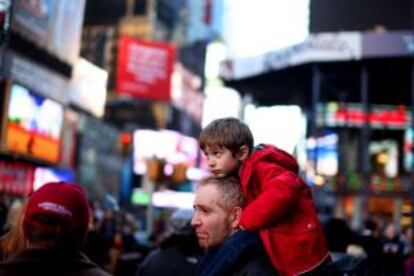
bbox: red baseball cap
[23,182,90,245]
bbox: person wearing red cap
[0,182,110,276]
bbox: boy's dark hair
[199,117,254,155]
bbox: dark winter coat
[240,144,330,276]
[196,230,276,276]
[137,233,202,276]
[0,248,110,276]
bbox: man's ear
[237,145,249,161]
[230,206,243,229]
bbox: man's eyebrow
[194,203,209,210]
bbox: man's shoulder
[225,231,276,275]
[230,246,277,276]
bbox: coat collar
[240,144,299,192]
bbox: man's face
[191,184,236,249]
[203,146,240,177]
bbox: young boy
[199,117,331,276]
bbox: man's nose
[208,159,215,168]
[191,213,200,227]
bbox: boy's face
[203,145,241,177]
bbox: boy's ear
[237,145,249,161]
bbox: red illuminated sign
[334,106,407,127]
[0,161,34,196]
[116,37,176,101]
[320,103,410,129]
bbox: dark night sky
[83,0,147,26]
[310,0,412,32]
[84,0,413,31]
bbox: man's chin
[197,239,208,249]
[196,234,209,247]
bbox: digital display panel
[33,167,75,191]
[4,83,64,163]
[305,132,339,186]
[133,129,199,175]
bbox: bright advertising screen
[306,132,339,185]
[133,129,199,176]
[4,83,64,163]
[404,128,413,173]
[33,167,75,191]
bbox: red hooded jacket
[239,144,330,276]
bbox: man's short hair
[198,176,247,211]
[199,117,254,155]
[23,182,90,248]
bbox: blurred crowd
[324,217,412,275]
[0,191,412,275]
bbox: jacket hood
[246,144,299,175]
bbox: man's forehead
[194,185,222,207]
[196,183,219,193]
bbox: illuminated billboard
[3,82,64,163]
[318,102,410,129]
[69,58,108,117]
[33,167,75,191]
[12,0,86,65]
[133,129,201,179]
[116,37,176,101]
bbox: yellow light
[314,175,325,186]
[401,217,412,227]
[402,205,412,213]
[377,153,388,164]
